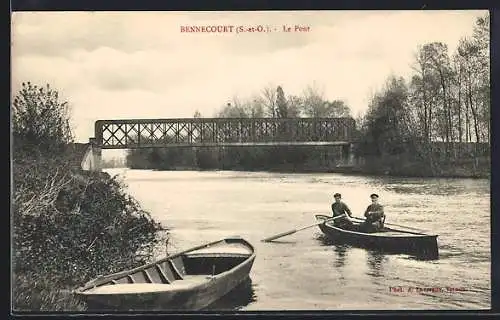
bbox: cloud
[11,12,189,57]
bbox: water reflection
[315,232,437,262]
[367,176,487,196]
[365,250,388,278]
[333,244,349,269]
[316,234,350,273]
[406,253,441,261]
[316,233,391,279]
[316,233,335,246]
[204,277,256,311]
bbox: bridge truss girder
[94,117,356,149]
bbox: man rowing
[331,193,355,230]
[360,193,385,233]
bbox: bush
[12,153,166,311]
[12,83,167,311]
[12,82,73,157]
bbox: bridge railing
[94,117,356,149]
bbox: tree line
[212,83,351,119]
[127,14,489,177]
[355,14,489,177]
[127,83,353,172]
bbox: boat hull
[85,257,255,311]
[76,237,256,311]
[315,215,439,259]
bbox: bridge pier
[348,143,356,166]
[340,143,356,166]
[81,138,102,172]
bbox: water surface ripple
[107,169,490,310]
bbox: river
[105,168,491,311]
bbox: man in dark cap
[360,193,385,233]
[331,193,354,230]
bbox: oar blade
[261,229,297,242]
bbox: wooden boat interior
[79,238,253,295]
[316,214,434,237]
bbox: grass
[12,154,167,312]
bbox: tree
[243,96,265,118]
[425,42,454,143]
[300,83,351,118]
[276,86,288,118]
[12,82,73,157]
[286,95,303,118]
[326,100,351,117]
[301,84,326,117]
[260,85,278,118]
[456,37,486,143]
[358,76,410,156]
[410,43,446,142]
[216,100,249,118]
[472,14,490,142]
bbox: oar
[349,215,426,232]
[261,215,345,242]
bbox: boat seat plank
[155,264,171,284]
[324,222,427,237]
[170,257,187,276]
[127,275,135,283]
[160,261,180,281]
[114,277,130,284]
[168,259,185,280]
[143,267,163,284]
[186,243,252,257]
[143,270,154,283]
[130,271,149,283]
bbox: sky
[11,10,487,146]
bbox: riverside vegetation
[127,15,490,178]
[12,83,166,311]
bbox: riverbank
[349,155,490,179]
[13,151,166,312]
[126,146,490,180]
[141,163,490,179]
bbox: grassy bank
[12,82,167,311]
[12,153,167,311]
[351,154,490,179]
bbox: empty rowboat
[74,236,256,311]
[315,214,439,259]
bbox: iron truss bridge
[94,118,357,149]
